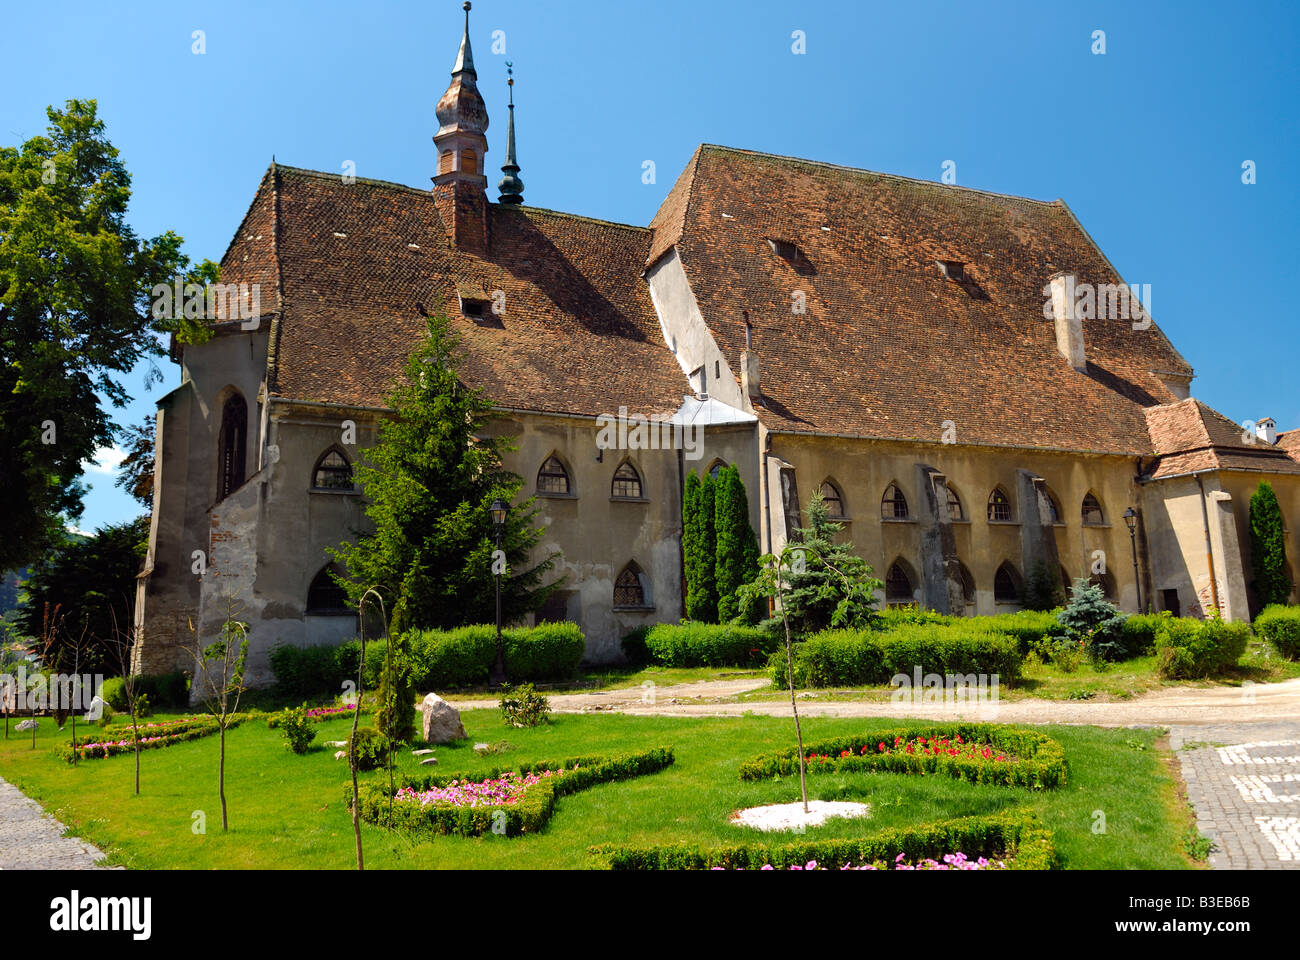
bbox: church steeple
[433,2,490,253]
[498,63,524,205]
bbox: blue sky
[3,0,1297,533]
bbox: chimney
[740,350,760,399]
[1256,417,1278,445]
[1046,272,1087,373]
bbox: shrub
[739,723,1067,790]
[500,682,551,727]
[965,610,1065,655]
[269,644,354,699]
[501,622,586,683]
[347,726,390,771]
[1120,612,1172,658]
[1155,617,1250,678]
[1254,605,1300,659]
[643,622,778,667]
[279,705,317,754]
[873,605,954,629]
[774,623,1021,688]
[591,809,1055,871]
[100,676,127,711]
[99,673,189,712]
[375,641,417,745]
[620,626,652,666]
[133,693,152,718]
[1250,481,1293,609]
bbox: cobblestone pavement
[0,777,111,870]
[1171,722,1300,870]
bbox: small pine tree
[714,465,761,622]
[682,471,703,619]
[375,634,416,745]
[1058,578,1126,660]
[1250,481,1293,609]
[749,492,881,636]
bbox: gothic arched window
[885,561,914,603]
[217,393,248,502]
[994,562,1021,603]
[537,456,571,495]
[946,485,965,521]
[312,448,353,490]
[1082,492,1106,525]
[987,487,1013,522]
[820,481,845,518]
[613,562,649,608]
[306,564,351,614]
[612,461,643,499]
[881,483,909,520]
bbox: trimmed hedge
[738,723,1067,790]
[271,622,586,696]
[773,623,1021,688]
[1118,612,1171,659]
[1154,617,1250,678]
[1254,605,1300,659]
[353,747,674,837]
[642,622,778,667]
[620,626,652,666]
[966,611,1066,655]
[60,714,247,762]
[591,809,1056,870]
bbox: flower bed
[718,852,1006,870]
[353,747,674,837]
[266,704,358,729]
[738,723,1066,790]
[60,715,247,762]
[592,809,1055,870]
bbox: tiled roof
[214,165,686,419]
[651,144,1195,455]
[1143,399,1300,479]
[1275,429,1300,464]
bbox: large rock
[421,693,466,744]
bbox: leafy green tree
[375,633,415,745]
[331,310,558,633]
[683,470,719,622]
[1250,481,1293,609]
[714,465,760,622]
[1057,578,1126,661]
[682,471,702,618]
[14,516,148,672]
[1021,561,1065,612]
[0,100,208,570]
[744,491,881,636]
[115,417,157,509]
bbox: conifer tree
[331,310,558,633]
[686,471,720,622]
[714,465,761,622]
[1250,481,1293,609]
[682,471,703,618]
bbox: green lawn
[0,709,1196,869]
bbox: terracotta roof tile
[1144,399,1300,479]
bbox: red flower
[878,742,887,752]
[840,750,851,759]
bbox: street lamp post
[489,499,508,687]
[1123,507,1142,613]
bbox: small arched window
[987,488,1013,522]
[612,461,643,499]
[946,485,965,521]
[707,459,727,479]
[438,151,454,175]
[820,481,845,518]
[1045,489,1063,524]
[307,563,351,615]
[956,561,976,606]
[312,448,353,490]
[994,562,1021,603]
[613,561,649,608]
[881,483,909,520]
[217,393,248,502]
[537,456,571,495]
[462,149,478,175]
[1082,493,1105,525]
[885,561,914,603]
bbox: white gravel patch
[730,800,871,832]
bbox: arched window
[987,487,1013,522]
[613,561,649,608]
[994,562,1021,603]
[707,459,727,479]
[1082,492,1105,525]
[306,563,351,614]
[217,393,247,502]
[820,481,845,518]
[612,461,643,499]
[954,561,976,608]
[946,485,965,521]
[537,455,571,495]
[885,561,914,603]
[312,448,353,490]
[438,151,454,175]
[881,483,909,520]
[462,149,478,175]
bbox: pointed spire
[452,1,475,76]
[498,63,524,205]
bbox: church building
[132,3,1300,687]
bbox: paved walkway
[1171,722,1300,870]
[449,676,1300,727]
[0,777,111,870]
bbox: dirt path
[448,677,1300,728]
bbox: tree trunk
[131,700,140,795]
[219,722,228,831]
[776,562,809,812]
